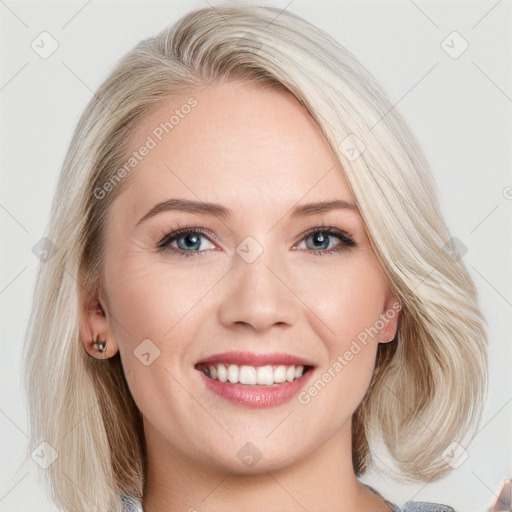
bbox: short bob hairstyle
[22,4,488,512]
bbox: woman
[22,4,488,512]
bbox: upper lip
[195,350,316,368]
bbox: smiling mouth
[195,362,313,386]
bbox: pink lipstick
[195,351,316,409]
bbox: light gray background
[1,1,511,511]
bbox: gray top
[366,484,456,512]
[395,505,455,512]
[120,486,456,511]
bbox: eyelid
[157,223,217,251]
[295,224,356,249]
[157,222,357,258]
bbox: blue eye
[157,226,216,258]
[157,226,356,258]
[297,227,356,254]
[167,231,214,253]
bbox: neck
[141,419,390,512]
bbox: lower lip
[197,367,315,409]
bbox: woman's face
[84,80,399,473]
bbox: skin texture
[80,80,400,512]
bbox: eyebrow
[135,198,359,227]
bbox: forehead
[110,80,354,224]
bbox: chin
[199,442,300,475]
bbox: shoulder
[398,501,456,511]
[364,484,455,512]
[118,492,456,512]
[120,493,143,512]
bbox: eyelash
[156,222,357,258]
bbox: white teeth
[227,364,239,383]
[217,364,227,382]
[273,365,286,383]
[203,363,306,385]
[239,365,258,385]
[256,365,274,385]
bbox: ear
[377,290,401,344]
[78,272,119,359]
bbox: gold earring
[92,334,107,353]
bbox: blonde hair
[22,4,488,511]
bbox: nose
[217,244,299,333]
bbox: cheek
[297,255,388,344]
[103,226,200,332]
[104,262,169,340]
[102,249,223,369]
[104,256,196,419]
[293,257,387,409]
